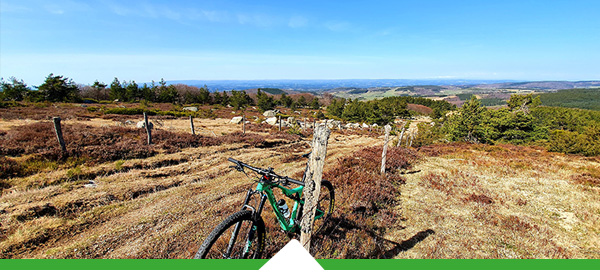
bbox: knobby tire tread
[194,210,265,259]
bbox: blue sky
[1,0,599,86]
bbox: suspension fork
[240,192,268,258]
[225,190,267,258]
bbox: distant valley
[166,79,600,109]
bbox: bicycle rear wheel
[314,180,334,226]
[297,180,335,232]
[194,210,265,259]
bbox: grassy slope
[390,144,600,259]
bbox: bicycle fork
[224,190,267,259]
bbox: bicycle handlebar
[228,158,305,186]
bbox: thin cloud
[45,5,65,15]
[324,20,352,32]
[288,15,308,28]
[104,1,310,29]
[0,2,32,13]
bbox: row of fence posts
[381,122,417,175]
[51,113,159,152]
[300,122,418,249]
[52,114,416,156]
[49,114,415,253]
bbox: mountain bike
[194,155,334,259]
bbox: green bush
[548,126,600,156]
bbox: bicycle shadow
[313,215,435,259]
[380,229,435,259]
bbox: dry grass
[388,143,600,259]
[1,104,599,259]
[0,114,382,258]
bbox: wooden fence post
[242,113,246,135]
[278,115,282,132]
[143,112,152,145]
[300,124,331,252]
[381,124,391,174]
[189,116,195,135]
[397,125,406,147]
[52,117,67,152]
[303,118,307,132]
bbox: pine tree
[448,96,487,143]
[256,88,275,111]
[0,77,29,101]
[38,73,79,102]
[310,97,320,109]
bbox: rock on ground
[182,107,198,112]
[136,120,153,129]
[230,116,243,124]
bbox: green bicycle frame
[254,180,325,233]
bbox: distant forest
[537,88,600,111]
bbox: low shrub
[0,122,302,173]
[0,156,23,179]
[306,146,418,258]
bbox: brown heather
[0,105,599,259]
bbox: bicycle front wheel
[194,210,266,259]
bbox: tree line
[0,74,321,111]
[326,96,456,124]
[536,88,600,111]
[421,94,600,156]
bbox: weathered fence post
[397,125,406,147]
[242,113,246,135]
[189,116,195,135]
[52,117,67,152]
[300,124,331,252]
[381,124,391,174]
[143,112,152,145]
[278,115,282,132]
[303,118,307,132]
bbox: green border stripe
[0,260,268,270]
[317,259,600,270]
[0,259,599,270]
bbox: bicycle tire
[316,180,335,219]
[194,210,266,259]
[297,180,335,229]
